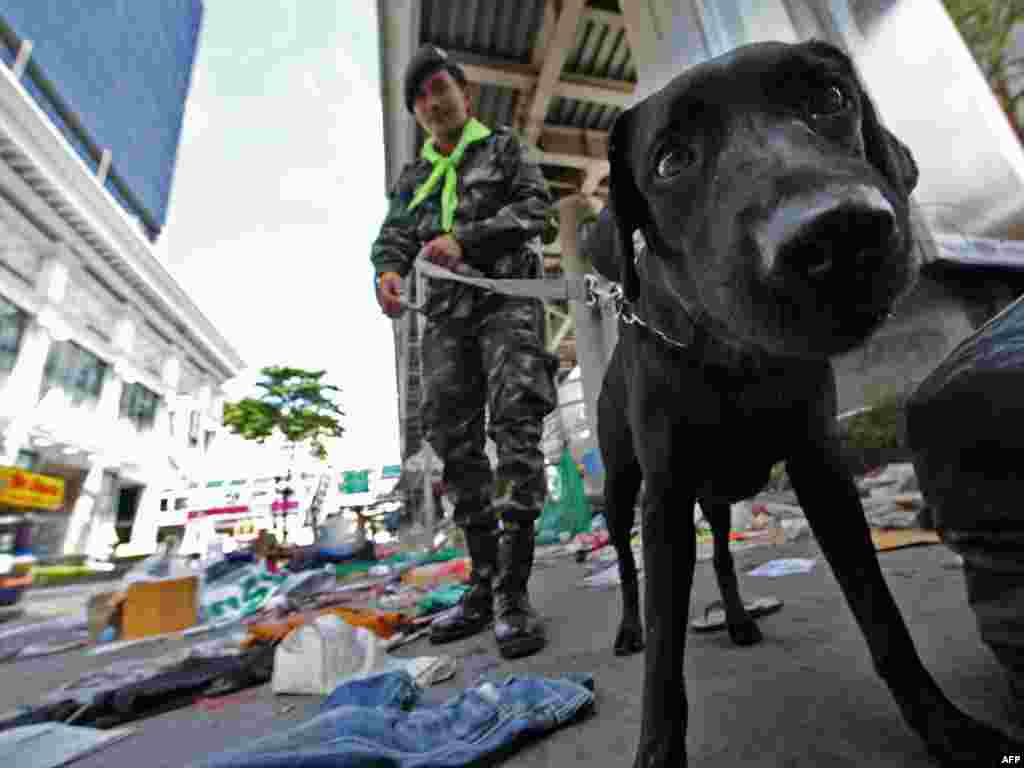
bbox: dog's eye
[805,84,849,118]
[655,145,697,179]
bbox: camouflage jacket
[370,126,553,319]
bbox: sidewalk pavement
[2,536,1022,767]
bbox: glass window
[41,340,108,406]
[14,450,36,471]
[0,296,26,375]
[159,498,168,512]
[119,382,160,430]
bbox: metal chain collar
[585,274,694,350]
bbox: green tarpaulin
[537,448,592,544]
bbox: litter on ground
[691,597,784,632]
[747,558,817,577]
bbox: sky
[160,1,400,473]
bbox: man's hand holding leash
[378,235,483,317]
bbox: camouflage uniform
[371,126,558,532]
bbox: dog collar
[618,294,691,350]
[609,285,768,374]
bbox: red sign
[270,500,299,512]
[187,505,250,520]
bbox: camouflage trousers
[421,296,558,531]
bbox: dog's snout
[755,186,898,283]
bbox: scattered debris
[194,690,261,713]
[871,529,941,552]
[0,723,134,768]
[196,671,596,768]
[747,559,817,577]
[271,614,387,696]
[381,627,431,652]
[580,563,630,589]
[691,597,783,632]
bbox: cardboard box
[120,576,198,640]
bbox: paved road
[2,537,1022,767]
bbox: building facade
[0,36,244,559]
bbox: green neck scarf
[407,117,492,232]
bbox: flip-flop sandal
[691,597,783,632]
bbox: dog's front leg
[633,473,697,768]
[788,442,1024,765]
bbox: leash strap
[400,254,592,312]
[397,255,698,352]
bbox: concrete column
[558,195,607,488]
[153,395,174,442]
[97,371,125,424]
[112,304,138,358]
[126,483,162,556]
[162,353,182,391]
[0,319,54,462]
[83,471,120,559]
[0,245,76,435]
[63,461,106,555]
[197,380,213,415]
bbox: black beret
[403,44,467,113]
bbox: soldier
[371,45,557,659]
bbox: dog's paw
[727,618,763,647]
[614,623,645,656]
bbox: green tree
[222,366,345,461]
[943,0,1024,142]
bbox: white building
[149,431,335,554]
[0,46,244,559]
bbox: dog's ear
[807,40,918,197]
[607,109,646,302]
[858,76,919,197]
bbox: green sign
[382,464,401,479]
[340,470,370,494]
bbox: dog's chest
[691,372,810,502]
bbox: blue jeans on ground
[193,670,596,768]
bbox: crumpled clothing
[0,618,89,663]
[416,584,469,616]
[43,644,276,726]
[243,607,405,648]
[192,670,595,768]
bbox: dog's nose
[754,185,897,283]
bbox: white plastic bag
[272,614,384,696]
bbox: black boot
[494,521,546,659]
[430,526,497,644]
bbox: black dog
[584,40,1024,766]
